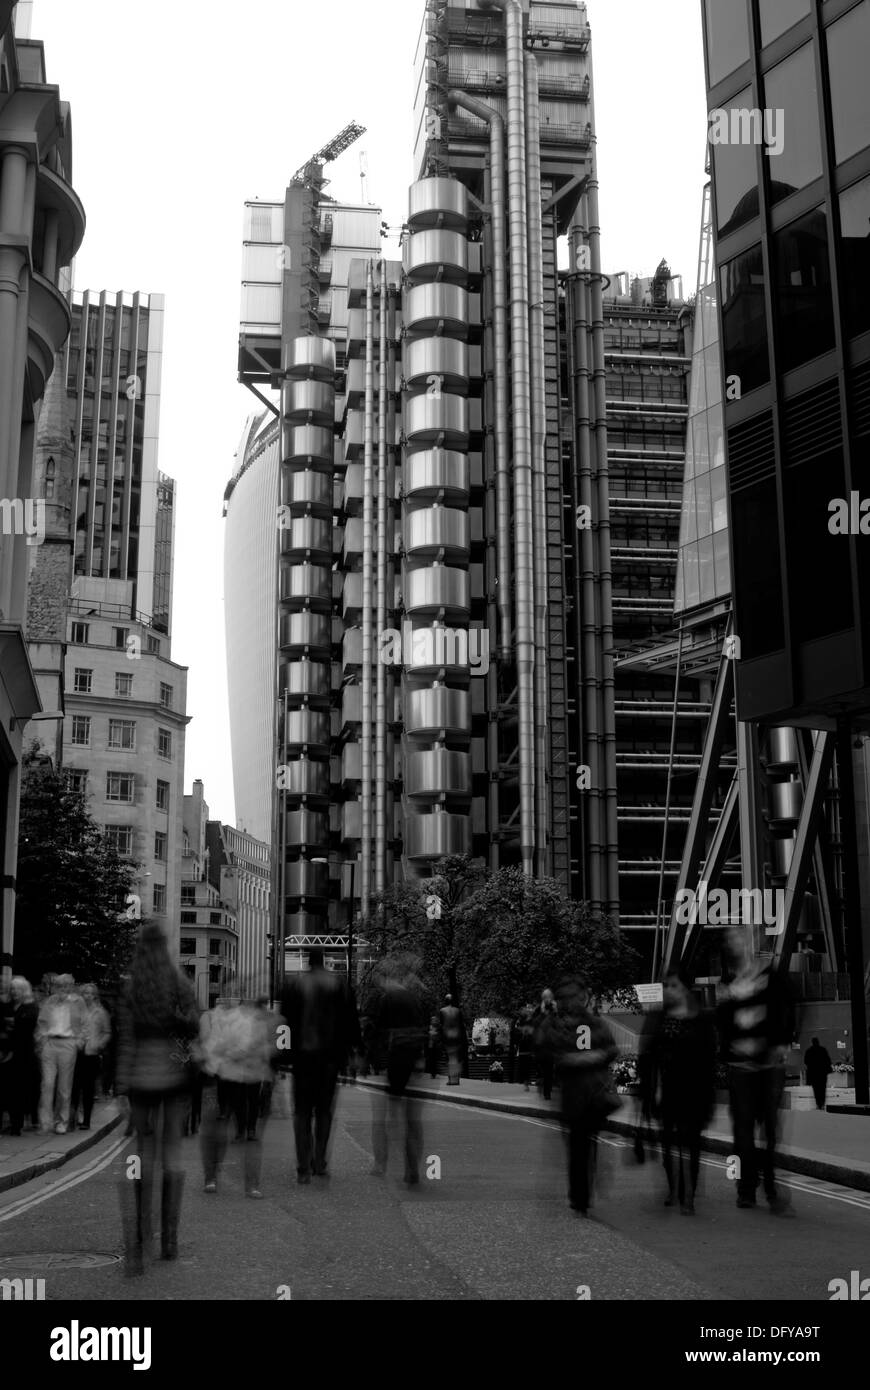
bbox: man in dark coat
[279,949,360,1183]
[804,1037,833,1110]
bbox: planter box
[781,1085,855,1111]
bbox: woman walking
[640,966,716,1214]
[115,925,199,1275]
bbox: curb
[356,1080,870,1194]
[0,1110,124,1195]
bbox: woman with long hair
[115,924,199,1276]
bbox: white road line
[400,1091,870,1213]
[0,1134,130,1223]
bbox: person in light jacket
[115,925,200,1275]
[198,985,276,1199]
[37,975,86,1134]
[71,984,112,1130]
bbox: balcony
[404,507,470,561]
[283,379,334,425]
[278,610,332,655]
[404,686,471,740]
[404,230,468,284]
[284,861,329,901]
[27,273,72,402]
[404,393,469,449]
[282,469,333,513]
[278,562,332,607]
[277,661,331,702]
[404,565,471,618]
[279,516,333,560]
[284,809,330,848]
[403,449,469,501]
[404,811,471,859]
[408,178,469,232]
[282,336,334,379]
[403,338,469,395]
[276,759,330,800]
[403,284,468,336]
[280,708,331,752]
[405,749,471,799]
[284,425,334,466]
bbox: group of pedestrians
[512,991,558,1098]
[0,972,112,1136]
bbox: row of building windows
[70,718,173,757]
[70,620,161,657]
[101,825,167,862]
[67,769,170,809]
[72,668,173,706]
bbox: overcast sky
[33,0,708,829]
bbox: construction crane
[292,120,367,188]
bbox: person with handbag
[114,924,200,1275]
[537,974,618,1215]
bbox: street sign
[635,983,663,1005]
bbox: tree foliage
[356,859,640,1021]
[13,746,138,989]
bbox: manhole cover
[0,1253,121,1271]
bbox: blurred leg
[38,1042,59,1129]
[370,1085,388,1174]
[292,1060,315,1178]
[55,1041,77,1129]
[313,1061,338,1175]
[729,1069,758,1203]
[199,1079,227,1186]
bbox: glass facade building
[703,0,870,725]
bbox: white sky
[33,0,708,828]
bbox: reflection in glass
[759,0,811,47]
[827,2,870,166]
[713,88,759,235]
[839,175,870,338]
[711,467,728,531]
[764,45,823,205]
[704,0,751,87]
[773,207,835,373]
[720,245,770,393]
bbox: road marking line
[0,1135,129,1223]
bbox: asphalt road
[0,1085,867,1301]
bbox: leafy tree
[13,745,138,989]
[454,868,641,1020]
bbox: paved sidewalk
[0,1100,123,1194]
[357,1075,870,1192]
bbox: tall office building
[29,291,190,952]
[205,819,270,993]
[0,1,85,965]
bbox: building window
[156,779,170,811]
[180,913,197,926]
[65,769,88,794]
[157,728,172,760]
[209,938,220,955]
[146,634,161,655]
[181,884,195,905]
[71,715,91,746]
[159,682,173,709]
[153,883,166,913]
[772,207,835,373]
[839,175,870,339]
[183,964,196,981]
[758,0,811,47]
[180,936,197,954]
[106,772,135,803]
[115,672,133,697]
[108,719,136,751]
[783,450,853,644]
[209,965,221,984]
[764,44,822,207]
[719,244,770,393]
[154,831,167,862]
[72,668,93,695]
[113,626,129,650]
[713,89,761,236]
[731,476,785,659]
[703,0,750,88]
[827,2,870,167]
[104,825,134,856]
[210,912,221,926]
[70,621,89,644]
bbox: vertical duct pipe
[585,81,619,916]
[361,262,376,916]
[375,259,388,896]
[447,90,511,661]
[525,53,549,878]
[479,0,535,875]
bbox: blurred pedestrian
[439,994,466,1086]
[199,984,275,1198]
[366,956,427,1184]
[717,926,795,1214]
[536,975,618,1216]
[280,949,360,1184]
[804,1037,833,1111]
[426,1014,440,1079]
[532,988,558,1100]
[115,925,200,1275]
[513,1005,535,1091]
[7,977,39,1134]
[71,984,111,1130]
[37,974,85,1134]
[640,967,716,1214]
